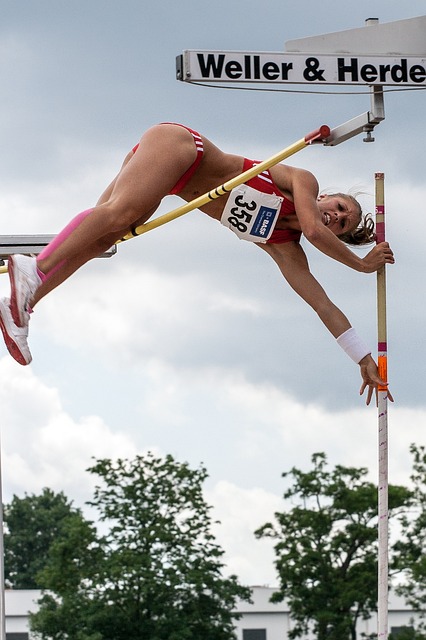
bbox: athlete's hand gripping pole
[118,125,330,242]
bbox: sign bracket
[325,85,384,145]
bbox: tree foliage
[389,626,426,640]
[255,452,412,640]
[30,453,250,640]
[3,488,86,589]
[393,444,426,638]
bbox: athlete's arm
[258,240,390,403]
[259,239,351,337]
[282,167,393,273]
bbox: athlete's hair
[333,193,376,246]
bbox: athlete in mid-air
[0,123,394,403]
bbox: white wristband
[336,328,371,364]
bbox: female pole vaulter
[0,123,394,403]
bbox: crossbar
[118,125,330,242]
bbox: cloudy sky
[0,1,425,586]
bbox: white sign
[177,50,426,86]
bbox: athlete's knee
[96,200,141,233]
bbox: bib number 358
[220,184,282,243]
[227,195,257,233]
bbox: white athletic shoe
[0,297,32,365]
[8,254,42,327]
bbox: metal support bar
[325,85,385,145]
[0,235,117,261]
[325,111,378,146]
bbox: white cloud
[208,481,282,586]
[0,358,138,504]
[219,374,425,485]
[0,350,424,585]
[32,260,269,366]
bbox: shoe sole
[8,255,25,328]
[0,312,30,365]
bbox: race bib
[220,184,282,243]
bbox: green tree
[3,487,87,588]
[30,513,107,640]
[389,626,426,640]
[31,453,250,640]
[255,452,412,640]
[393,444,426,638]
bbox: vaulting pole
[375,171,389,639]
[0,434,5,640]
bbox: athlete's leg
[25,156,134,308]
[36,124,198,276]
[30,224,141,307]
[9,124,199,324]
[31,234,119,307]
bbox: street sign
[177,50,426,86]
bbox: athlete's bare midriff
[178,134,300,234]
[176,137,243,219]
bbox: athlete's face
[317,194,360,237]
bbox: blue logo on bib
[251,206,278,238]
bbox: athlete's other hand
[359,354,394,405]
